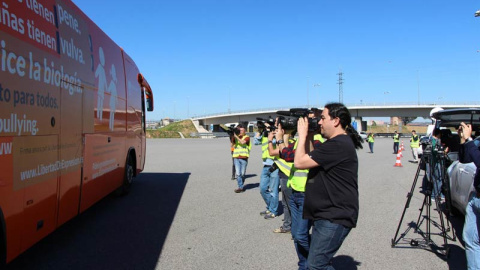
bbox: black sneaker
[234,188,245,193]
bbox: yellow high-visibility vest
[232,135,251,158]
[410,135,419,148]
[274,138,295,176]
[314,134,325,143]
[261,136,276,160]
[286,139,309,192]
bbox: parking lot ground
[6,138,467,270]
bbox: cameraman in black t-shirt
[294,102,363,270]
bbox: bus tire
[116,151,136,196]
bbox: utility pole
[416,70,420,105]
[337,70,344,103]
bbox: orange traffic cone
[394,152,403,167]
[401,141,405,151]
[399,147,403,158]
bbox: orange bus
[0,0,154,265]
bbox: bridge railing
[192,101,480,119]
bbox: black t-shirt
[304,134,359,228]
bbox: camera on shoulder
[276,108,320,132]
[226,124,240,136]
[256,117,276,136]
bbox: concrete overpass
[192,102,480,132]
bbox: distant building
[146,120,160,129]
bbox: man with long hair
[294,103,363,270]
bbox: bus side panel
[0,137,24,263]
[14,136,58,255]
[123,53,144,172]
[80,134,125,213]
[86,24,127,134]
[54,0,92,226]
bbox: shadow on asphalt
[445,213,467,269]
[389,192,467,269]
[244,183,260,190]
[333,255,361,269]
[6,172,190,270]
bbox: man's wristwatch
[276,140,284,145]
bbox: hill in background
[147,120,197,138]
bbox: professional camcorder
[276,108,320,132]
[226,124,240,136]
[256,117,276,135]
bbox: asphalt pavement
[6,137,468,270]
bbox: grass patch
[365,125,428,134]
[147,120,198,138]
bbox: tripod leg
[392,163,422,246]
[435,196,450,257]
[415,195,427,233]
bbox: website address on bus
[20,157,83,181]
[92,159,117,179]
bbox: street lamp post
[313,84,321,107]
[307,76,310,108]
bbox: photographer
[294,103,363,270]
[410,130,420,163]
[268,122,295,234]
[459,122,480,269]
[271,109,324,270]
[393,130,400,154]
[254,122,280,219]
[232,124,251,193]
[367,132,375,153]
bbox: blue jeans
[280,175,292,230]
[308,219,351,270]
[289,191,311,270]
[463,195,480,270]
[368,142,374,153]
[234,158,248,189]
[260,166,280,215]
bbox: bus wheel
[116,154,135,196]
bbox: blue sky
[73,0,480,120]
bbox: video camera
[276,108,320,132]
[226,124,240,136]
[256,117,276,135]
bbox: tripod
[391,149,456,257]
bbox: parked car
[430,108,480,215]
[359,131,368,140]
